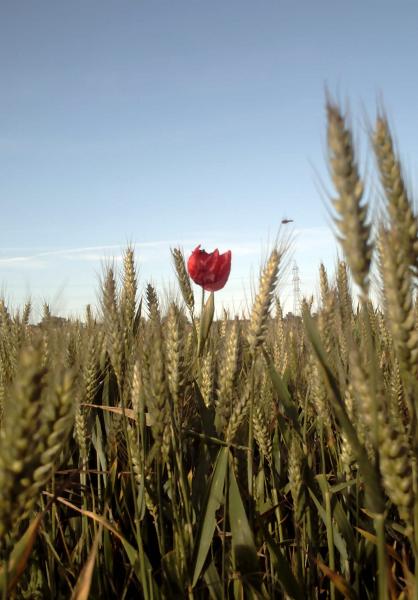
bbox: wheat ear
[327,101,373,296]
[247,249,280,352]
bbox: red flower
[187,245,232,292]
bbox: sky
[2,1,418,320]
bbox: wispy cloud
[0,238,264,269]
[0,241,173,267]
[0,256,46,269]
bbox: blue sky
[1,1,418,319]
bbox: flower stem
[201,288,205,316]
[247,358,255,510]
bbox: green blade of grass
[0,512,44,596]
[262,527,305,600]
[308,486,348,563]
[262,348,301,435]
[228,454,260,578]
[192,446,229,587]
[203,561,223,600]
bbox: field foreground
[1,103,418,598]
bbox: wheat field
[1,102,418,599]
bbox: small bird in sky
[281,218,294,224]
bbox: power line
[292,261,301,315]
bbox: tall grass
[1,101,418,598]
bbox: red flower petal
[187,246,231,292]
